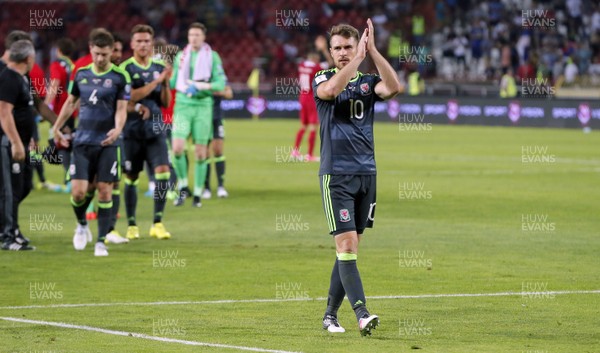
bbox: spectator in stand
[517,55,537,82]
[412,14,425,46]
[563,56,579,84]
[500,39,512,73]
[435,0,446,28]
[575,42,592,77]
[566,0,583,36]
[499,67,517,98]
[470,18,486,79]
[1,0,598,89]
[592,5,600,34]
[453,31,468,78]
[407,68,425,96]
[488,0,505,26]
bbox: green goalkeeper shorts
[172,100,213,145]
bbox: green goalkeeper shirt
[170,49,226,105]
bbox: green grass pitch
[1,119,599,353]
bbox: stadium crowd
[2,0,600,85]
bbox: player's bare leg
[293,122,308,160]
[306,122,319,162]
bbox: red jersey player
[292,50,328,162]
[45,38,76,191]
[46,39,75,117]
[29,63,46,98]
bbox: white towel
[175,43,213,93]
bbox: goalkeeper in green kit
[170,22,225,207]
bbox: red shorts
[299,94,318,125]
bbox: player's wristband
[135,103,142,112]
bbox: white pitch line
[366,289,600,299]
[0,317,302,353]
[388,167,600,176]
[1,289,598,310]
[0,297,314,310]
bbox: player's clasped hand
[366,18,376,52]
[53,129,70,149]
[101,128,120,146]
[357,27,369,60]
[158,67,171,82]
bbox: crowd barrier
[219,94,599,129]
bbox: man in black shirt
[0,31,58,250]
[314,20,401,335]
[0,40,37,250]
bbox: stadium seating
[1,0,598,90]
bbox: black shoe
[2,238,35,251]
[13,229,30,246]
[192,196,202,208]
[173,188,189,207]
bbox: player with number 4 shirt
[53,29,131,257]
